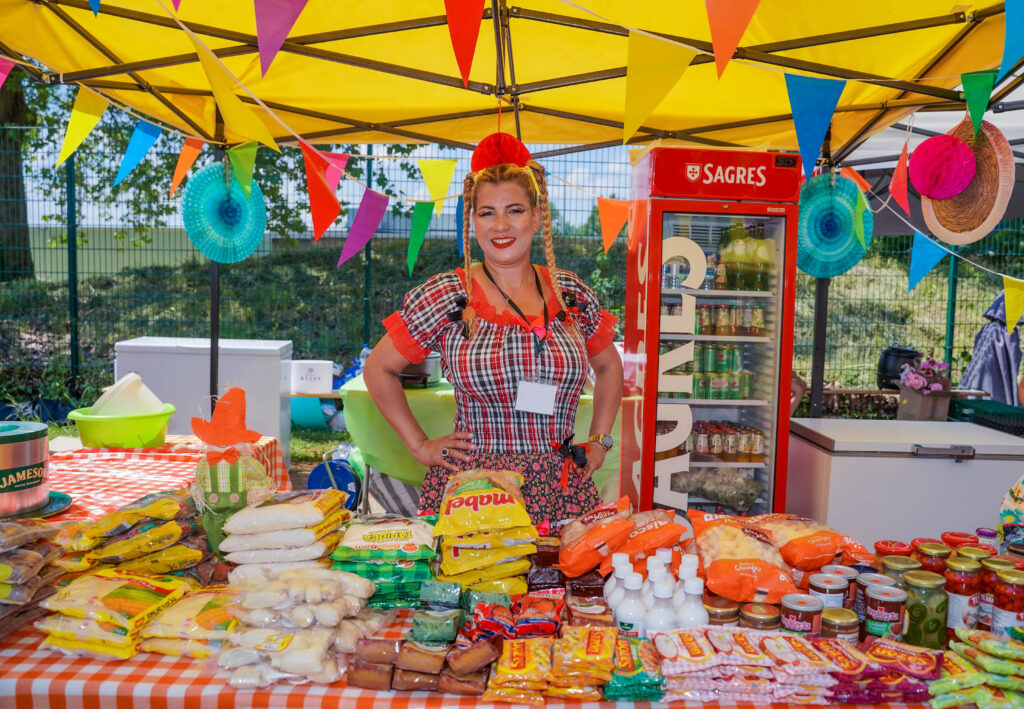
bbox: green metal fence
[1,123,1021,404]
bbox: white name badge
[514,380,557,416]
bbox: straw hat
[921,117,1014,245]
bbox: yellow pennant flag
[417,159,458,216]
[189,36,279,151]
[624,32,698,143]
[1005,275,1024,335]
[56,87,109,167]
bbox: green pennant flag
[962,70,996,136]
[407,201,434,275]
[852,189,867,248]
[227,141,258,198]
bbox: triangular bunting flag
[323,152,349,191]
[840,166,871,194]
[170,137,204,197]
[623,32,698,143]
[443,0,486,88]
[705,0,762,78]
[299,140,341,241]
[56,87,109,167]
[999,0,1024,83]
[852,190,867,248]
[962,70,996,136]
[113,120,162,186]
[455,195,465,255]
[255,0,309,77]
[408,201,435,275]
[908,232,948,292]
[89,0,100,15]
[784,73,846,180]
[417,159,458,216]
[227,142,258,199]
[338,189,389,267]
[890,140,910,215]
[189,36,278,151]
[1004,275,1024,335]
[0,57,15,92]
[597,198,630,253]
[172,0,182,9]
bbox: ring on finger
[440,447,450,458]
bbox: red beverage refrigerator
[621,147,801,516]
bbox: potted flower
[896,352,953,421]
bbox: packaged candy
[440,544,535,577]
[0,519,57,553]
[461,588,509,613]
[952,641,1024,676]
[688,510,798,603]
[597,509,685,576]
[566,595,614,627]
[40,569,191,631]
[474,603,516,639]
[411,609,461,645]
[704,627,774,667]
[92,520,201,564]
[557,497,634,578]
[491,637,554,683]
[333,560,433,586]
[88,490,193,539]
[117,536,211,574]
[956,628,1024,661]
[439,667,488,695]
[862,636,944,679]
[224,531,340,564]
[54,552,98,573]
[435,558,530,589]
[419,580,461,609]
[331,514,436,562]
[433,471,532,537]
[748,513,874,571]
[220,510,347,552]
[649,628,726,676]
[470,575,526,596]
[514,589,565,637]
[441,526,539,550]
[223,489,345,535]
[0,541,60,584]
[52,521,100,552]
[141,586,237,640]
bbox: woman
[363,133,623,531]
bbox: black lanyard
[482,263,549,355]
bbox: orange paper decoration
[705,0,762,78]
[444,0,486,88]
[890,140,910,215]
[169,137,204,198]
[597,198,630,253]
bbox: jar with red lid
[821,564,859,609]
[942,531,980,549]
[945,557,981,644]
[912,538,944,553]
[875,539,912,558]
[915,542,953,574]
[992,569,1024,640]
[979,558,1017,631]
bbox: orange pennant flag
[705,0,762,78]
[299,140,341,241]
[840,166,871,194]
[169,137,204,197]
[597,198,630,253]
[890,140,910,215]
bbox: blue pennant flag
[455,194,465,256]
[785,73,846,180]
[908,231,949,292]
[999,0,1024,83]
[89,0,100,14]
[113,120,162,186]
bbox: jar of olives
[992,569,1024,640]
[881,555,923,588]
[903,570,948,650]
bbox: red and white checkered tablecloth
[0,609,926,709]
[46,435,290,522]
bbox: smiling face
[472,180,540,268]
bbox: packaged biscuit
[704,627,774,667]
[603,637,664,701]
[557,497,635,578]
[862,636,944,679]
[490,637,554,683]
[0,519,57,553]
[220,510,348,552]
[92,520,201,564]
[40,569,191,631]
[952,641,1024,677]
[649,628,726,676]
[747,513,874,571]
[331,514,435,562]
[597,510,684,576]
[141,586,237,640]
[930,652,990,695]
[433,471,532,538]
[222,489,346,535]
[552,625,616,677]
[440,544,536,577]
[0,541,61,584]
[441,526,538,551]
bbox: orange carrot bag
[746,514,874,571]
[687,510,797,604]
[557,497,635,578]
[597,510,685,576]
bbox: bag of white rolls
[221,565,387,689]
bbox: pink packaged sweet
[860,636,943,680]
[771,669,837,688]
[806,637,884,681]
[650,629,727,676]
[761,634,839,676]
[704,627,774,667]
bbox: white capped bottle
[674,554,700,605]
[642,557,666,604]
[655,548,674,575]
[615,572,647,639]
[643,567,670,610]
[645,581,680,636]
[607,563,632,612]
[676,577,710,629]
[604,553,630,599]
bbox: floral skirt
[417,451,601,533]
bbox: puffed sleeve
[556,270,618,357]
[382,272,464,364]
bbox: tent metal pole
[809,128,833,418]
[211,113,224,411]
[945,247,959,365]
[66,154,80,397]
[499,0,523,139]
[363,146,373,348]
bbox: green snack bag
[976,686,1024,709]
[931,686,990,709]
[604,637,664,702]
[461,588,511,613]
[332,560,433,584]
[420,580,461,609]
[956,629,1024,661]
[930,651,990,695]
[952,642,1024,676]
[411,609,461,645]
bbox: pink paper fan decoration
[909,134,976,200]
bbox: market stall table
[44,434,291,522]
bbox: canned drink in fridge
[693,373,708,399]
[692,344,705,373]
[709,373,728,399]
[702,345,717,374]
[727,373,740,399]
[739,370,753,399]
[714,345,729,373]
[730,345,744,373]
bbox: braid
[461,174,478,339]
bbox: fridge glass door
[656,211,786,516]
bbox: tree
[0,68,36,281]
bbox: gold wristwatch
[588,433,614,450]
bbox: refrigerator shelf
[661,334,772,343]
[657,398,770,406]
[688,496,766,507]
[688,461,768,469]
[663,289,775,298]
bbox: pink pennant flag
[338,189,389,267]
[890,140,910,215]
[255,0,309,77]
[0,57,14,92]
[172,0,182,9]
[323,151,349,191]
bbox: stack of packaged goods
[603,636,665,701]
[220,565,380,689]
[432,470,537,596]
[0,519,62,638]
[36,568,192,660]
[330,514,437,608]
[746,513,875,587]
[220,489,346,584]
[138,585,238,658]
[556,497,635,580]
[547,625,618,701]
[856,636,941,703]
[481,637,554,705]
[929,629,1024,708]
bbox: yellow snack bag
[481,686,545,706]
[53,521,101,552]
[35,614,137,648]
[470,576,528,595]
[40,569,191,631]
[433,471,532,537]
[117,538,210,574]
[140,637,220,659]
[41,634,140,661]
[141,586,237,640]
[492,637,554,683]
[54,552,97,573]
[553,625,617,676]
[440,544,537,577]
[87,490,193,539]
[435,558,532,589]
[92,520,200,564]
[441,526,539,551]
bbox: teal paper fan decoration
[181,162,267,263]
[797,173,873,278]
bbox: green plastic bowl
[67,403,177,448]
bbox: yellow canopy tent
[0,0,1015,162]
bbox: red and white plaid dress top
[384,266,617,456]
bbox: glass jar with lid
[903,570,948,650]
[875,539,912,560]
[881,555,923,588]
[958,546,993,563]
[945,557,981,644]
[780,594,823,635]
[915,542,953,574]
[1007,542,1024,561]
[941,531,979,549]
[739,603,781,630]
[978,558,1017,631]
[992,569,1024,640]
[704,596,740,626]
[821,607,860,643]
[863,586,907,641]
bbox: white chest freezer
[114,337,291,468]
[787,418,1024,544]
